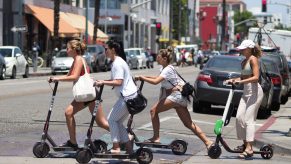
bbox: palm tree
[53,0,60,48]
[93,0,101,44]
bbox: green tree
[233,11,253,37]
[53,0,60,49]
[172,0,188,42]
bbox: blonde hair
[252,44,262,58]
[67,39,87,55]
[159,46,174,63]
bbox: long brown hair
[67,39,86,55]
[251,44,262,58]
[159,46,174,63]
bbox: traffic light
[156,22,162,36]
[262,0,267,12]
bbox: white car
[51,49,74,75]
[0,46,29,79]
[124,48,147,69]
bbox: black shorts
[83,88,99,107]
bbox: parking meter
[33,46,38,72]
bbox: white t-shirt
[159,65,185,90]
[111,56,137,97]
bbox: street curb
[254,115,291,156]
[29,72,52,77]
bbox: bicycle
[23,50,44,68]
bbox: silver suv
[87,44,108,72]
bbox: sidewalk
[29,67,52,77]
[254,107,291,155]
[184,105,291,163]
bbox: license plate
[61,66,66,70]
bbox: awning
[26,4,109,41]
[61,12,109,42]
[26,5,79,37]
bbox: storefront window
[99,0,122,9]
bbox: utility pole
[178,0,182,43]
[220,0,226,51]
[85,0,89,43]
[193,0,197,43]
[169,0,173,46]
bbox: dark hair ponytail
[106,40,127,62]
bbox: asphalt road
[0,64,291,163]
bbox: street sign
[11,25,27,32]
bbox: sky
[242,0,291,27]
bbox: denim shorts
[167,91,188,107]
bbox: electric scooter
[33,81,76,158]
[208,81,273,159]
[32,81,106,158]
[75,81,153,164]
[134,136,188,155]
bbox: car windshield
[262,59,279,73]
[0,49,12,57]
[56,51,68,57]
[126,50,140,56]
[87,47,96,53]
[206,57,242,72]
[262,54,282,69]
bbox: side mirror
[15,53,22,57]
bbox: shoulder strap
[81,58,88,75]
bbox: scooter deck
[52,146,76,152]
[135,142,171,149]
[93,153,135,159]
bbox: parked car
[0,53,6,80]
[261,58,283,111]
[193,55,273,119]
[124,48,147,69]
[261,52,290,104]
[83,51,94,73]
[87,44,108,72]
[227,48,240,56]
[0,46,29,79]
[51,49,73,75]
[125,51,139,69]
[145,51,154,68]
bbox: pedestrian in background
[48,39,109,150]
[135,46,213,152]
[225,39,263,159]
[95,40,136,154]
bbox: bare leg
[149,99,177,142]
[88,102,109,131]
[64,100,84,144]
[175,106,213,148]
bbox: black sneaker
[60,140,79,150]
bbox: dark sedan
[193,55,273,119]
[261,58,282,111]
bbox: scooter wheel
[260,144,273,159]
[136,148,153,164]
[208,144,221,159]
[171,140,187,155]
[76,148,93,164]
[32,141,50,158]
[92,139,107,153]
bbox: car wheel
[11,67,16,79]
[0,66,5,80]
[280,95,288,104]
[257,107,271,119]
[128,62,133,70]
[271,102,280,111]
[23,65,29,78]
[193,101,210,113]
